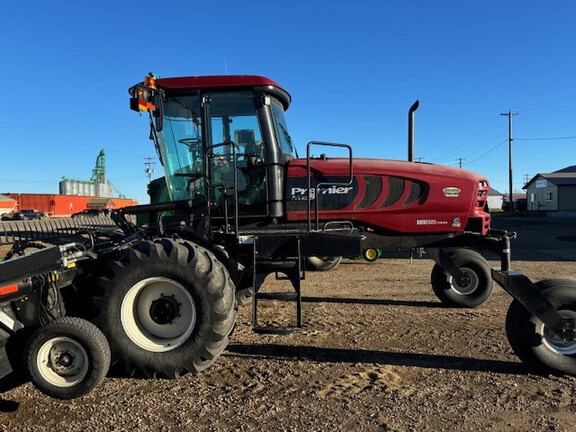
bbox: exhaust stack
[408,100,419,162]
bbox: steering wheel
[209,140,238,151]
[178,138,202,150]
[174,172,204,181]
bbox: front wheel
[305,256,342,271]
[506,279,576,375]
[25,317,111,399]
[430,249,493,308]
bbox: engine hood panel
[285,158,490,235]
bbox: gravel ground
[1,215,576,431]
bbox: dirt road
[1,214,576,431]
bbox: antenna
[224,58,228,75]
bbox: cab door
[204,91,268,218]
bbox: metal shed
[524,167,576,214]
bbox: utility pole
[144,157,156,183]
[501,110,518,211]
[523,174,530,186]
[457,158,465,168]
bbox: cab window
[270,99,296,157]
[205,91,267,215]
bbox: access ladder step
[255,292,299,301]
[252,240,303,334]
[253,326,302,335]
[252,288,303,334]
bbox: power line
[516,136,576,141]
[436,92,576,164]
[0,123,150,159]
[463,139,507,165]
[434,116,503,161]
[517,125,576,132]
[513,93,576,112]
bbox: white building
[524,166,576,215]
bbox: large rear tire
[506,279,576,375]
[25,317,110,399]
[430,249,493,308]
[305,256,342,271]
[92,238,236,378]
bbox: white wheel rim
[364,249,378,261]
[539,309,576,355]
[121,277,196,353]
[36,337,88,387]
[448,267,479,296]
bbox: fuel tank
[285,158,490,235]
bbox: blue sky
[1,1,575,203]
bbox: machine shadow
[0,374,25,412]
[225,343,526,376]
[301,296,444,308]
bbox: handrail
[305,141,353,232]
[206,141,240,236]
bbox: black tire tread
[305,256,343,271]
[430,249,493,308]
[505,279,576,375]
[92,238,236,379]
[25,317,110,399]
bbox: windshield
[270,98,297,157]
[154,94,204,200]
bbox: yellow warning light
[144,75,156,89]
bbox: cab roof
[155,75,291,109]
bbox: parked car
[502,199,527,212]
[71,208,109,218]
[513,198,527,211]
[1,209,45,221]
